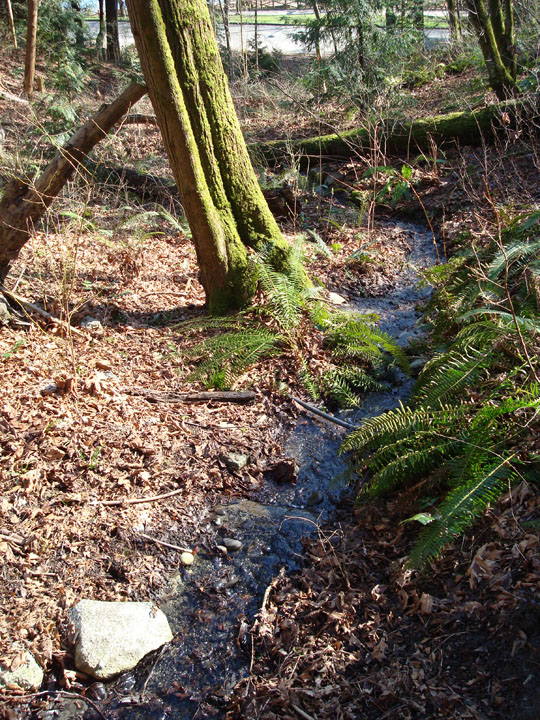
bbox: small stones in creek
[222,452,249,472]
[221,538,242,552]
[180,552,195,566]
[306,490,324,507]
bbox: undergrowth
[178,238,406,405]
[342,209,540,567]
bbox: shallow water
[42,223,438,720]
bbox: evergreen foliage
[343,211,540,567]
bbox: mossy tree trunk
[446,0,462,40]
[465,0,518,99]
[126,0,293,313]
[252,99,530,167]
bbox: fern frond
[408,460,517,567]
[185,328,282,388]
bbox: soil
[0,45,539,720]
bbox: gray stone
[222,452,249,472]
[80,317,103,334]
[0,296,11,326]
[221,538,242,552]
[68,599,173,680]
[0,651,43,691]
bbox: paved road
[85,19,450,55]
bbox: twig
[0,285,85,337]
[91,487,185,507]
[11,265,26,293]
[0,532,24,545]
[290,395,357,430]
[135,531,192,554]
[291,704,317,720]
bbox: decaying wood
[126,388,257,404]
[0,81,147,281]
[251,98,538,167]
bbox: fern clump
[343,209,540,567]
[176,237,405,403]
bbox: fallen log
[0,81,147,282]
[126,388,257,403]
[250,98,538,167]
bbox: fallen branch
[135,531,192,554]
[0,285,85,336]
[126,388,257,404]
[0,81,147,281]
[91,487,185,507]
[291,395,357,430]
[250,97,539,167]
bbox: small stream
[46,222,438,720]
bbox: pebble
[216,545,228,555]
[212,506,226,516]
[307,490,324,507]
[222,453,249,472]
[180,552,194,566]
[221,538,242,552]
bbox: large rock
[0,651,43,691]
[68,600,173,680]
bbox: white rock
[180,552,194,566]
[327,292,347,305]
[0,652,43,691]
[68,600,173,680]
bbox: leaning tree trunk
[0,82,146,282]
[23,0,38,97]
[6,0,17,48]
[126,0,294,312]
[106,0,120,62]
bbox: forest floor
[0,49,539,720]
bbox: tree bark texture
[126,0,293,312]
[465,0,518,98]
[106,0,120,62]
[23,0,38,97]
[0,82,146,282]
[252,99,534,167]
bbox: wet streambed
[42,222,438,720]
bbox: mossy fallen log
[249,99,537,167]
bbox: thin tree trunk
[106,0,120,62]
[6,0,17,48]
[23,0,38,97]
[447,0,461,40]
[96,0,106,58]
[125,0,294,311]
[218,0,233,81]
[0,82,146,281]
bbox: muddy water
[56,223,438,720]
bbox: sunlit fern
[342,209,540,567]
